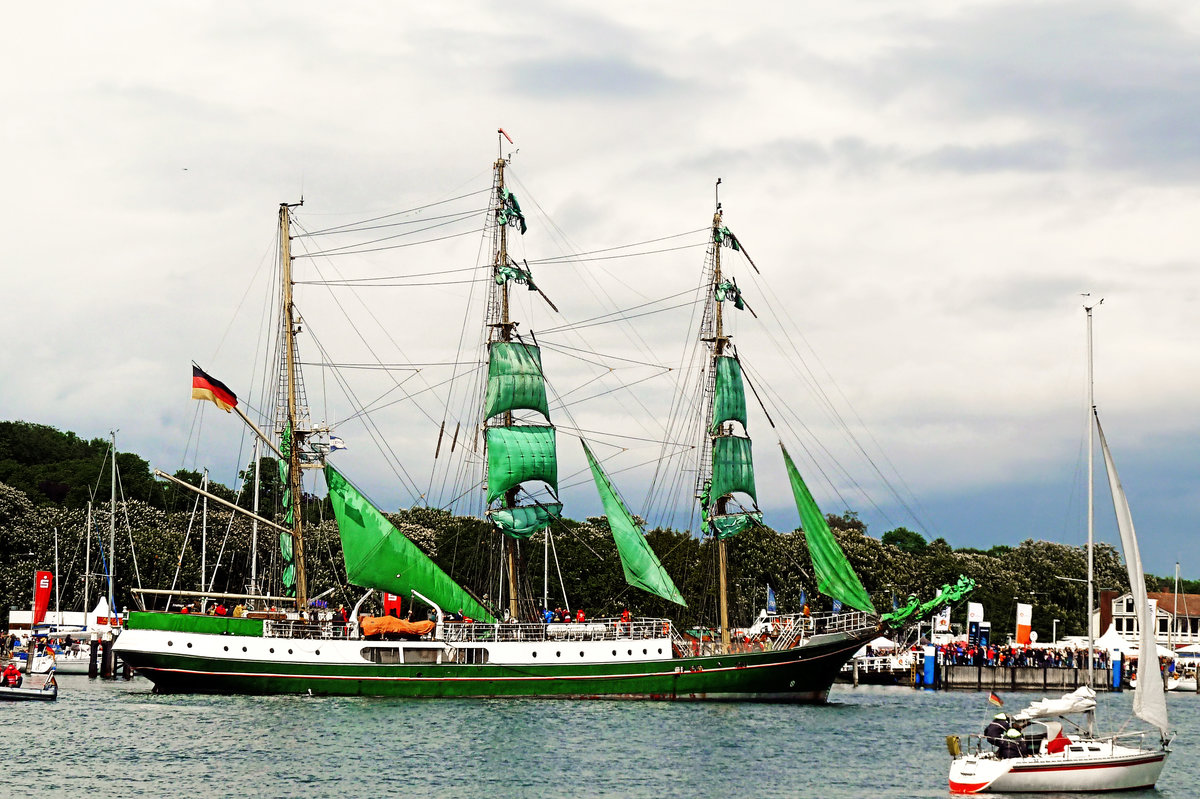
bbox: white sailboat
[947,301,1172,793]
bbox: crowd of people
[937,643,1112,669]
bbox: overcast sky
[3,2,1198,578]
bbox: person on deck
[620,607,631,636]
[576,608,586,624]
[542,608,554,624]
[997,727,1028,759]
[984,713,1011,748]
[2,661,22,688]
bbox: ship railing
[957,728,1162,758]
[812,610,876,636]
[764,613,814,650]
[441,617,675,644]
[263,619,355,640]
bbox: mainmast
[280,202,308,611]
[495,156,519,621]
[711,201,732,654]
[1085,299,1097,734]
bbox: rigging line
[539,299,701,335]
[296,264,488,283]
[331,363,486,428]
[524,228,708,263]
[294,225,488,259]
[300,277,489,288]
[298,187,492,236]
[742,266,939,537]
[291,206,481,248]
[529,242,709,266]
[535,285,704,335]
[296,207,491,238]
[554,370,671,412]
[535,340,671,368]
[555,425,695,448]
[300,361,479,369]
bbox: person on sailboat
[2,661,22,688]
[983,713,1010,748]
[997,727,1028,759]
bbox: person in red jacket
[576,608,586,623]
[2,661,22,688]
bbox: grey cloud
[509,55,681,98]
[910,138,1071,173]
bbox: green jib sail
[488,503,563,540]
[325,465,495,622]
[711,435,757,504]
[582,442,686,606]
[486,425,557,505]
[780,444,876,614]
[710,356,747,433]
[484,342,550,422]
[277,428,296,595]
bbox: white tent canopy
[853,636,900,657]
[1094,624,1128,651]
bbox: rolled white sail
[1096,412,1169,736]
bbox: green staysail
[484,342,550,422]
[781,444,876,614]
[486,425,557,505]
[325,465,495,622]
[711,435,757,504]
[710,356,747,433]
[488,503,563,540]
[582,441,686,606]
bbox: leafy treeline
[0,421,1133,642]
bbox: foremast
[483,138,561,621]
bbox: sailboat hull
[949,747,1168,794]
[115,624,872,701]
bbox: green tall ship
[116,142,882,700]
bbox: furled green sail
[780,444,876,614]
[498,188,527,234]
[486,425,557,505]
[325,465,495,622]
[484,342,550,422]
[278,424,296,596]
[710,435,757,504]
[488,503,563,540]
[710,356,747,433]
[711,512,762,540]
[582,442,686,606]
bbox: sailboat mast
[251,438,260,596]
[1085,301,1096,725]
[109,430,116,618]
[711,196,732,654]
[84,501,91,618]
[280,202,309,610]
[494,156,520,622]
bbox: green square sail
[486,425,557,505]
[711,435,757,504]
[325,465,495,623]
[488,503,562,540]
[710,356,747,433]
[780,444,876,614]
[484,342,550,422]
[582,441,686,606]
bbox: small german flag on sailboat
[192,364,238,412]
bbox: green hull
[118,633,871,702]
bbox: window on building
[1160,618,1168,634]
[1125,597,1135,613]
[1115,618,1123,632]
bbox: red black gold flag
[192,365,238,412]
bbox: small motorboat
[0,669,58,702]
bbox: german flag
[192,365,238,412]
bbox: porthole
[167,641,173,646]
[242,647,247,652]
[627,649,632,655]
[532,651,537,658]
[556,651,562,657]
[315,650,320,656]
[186,643,193,648]
[270,648,275,653]
[642,649,647,655]
[612,650,617,656]
[223,646,229,652]
[580,651,585,657]
[288,649,294,655]
[658,648,663,654]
